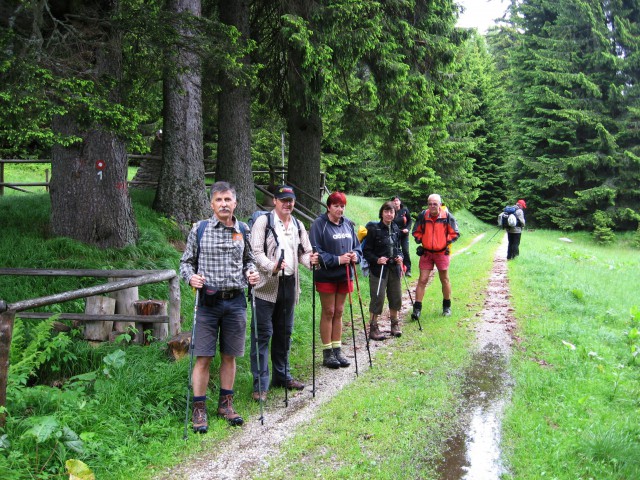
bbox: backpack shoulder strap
[195,220,209,269]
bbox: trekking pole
[345,263,359,377]
[376,263,385,296]
[250,285,265,425]
[275,249,290,407]
[352,263,372,368]
[487,226,503,242]
[183,289,199,440]
[311,246,317,398]
[402,268,421,331]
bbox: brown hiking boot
[369,320,385,341]
[251,391,268,402]
[390,319,402,337]
[217,394,244,426]
[192,400,208,434]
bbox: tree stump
[167,331,191,361]
[84,296,116,341]
[133,300,168,343]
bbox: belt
[215,289,242,300]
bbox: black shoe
[411,304,421,321]
[322,348,340,369]
[332,347,351,367]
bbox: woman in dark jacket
[309,192,362,369]
[392,196,412,276]
[363,201,404,340]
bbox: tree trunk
[286,52,323,212]
[284,0,323,212]
[216,0,255,219]
[50,13,138,248]
[154,0,209,229]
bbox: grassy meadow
[1,177,639,479]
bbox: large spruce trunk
[49,9,138,248]
[216,0,255,219]
[153,0,209,227]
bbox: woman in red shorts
[309,192,362,369]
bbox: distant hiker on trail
[411,193,460,319]
[506,199,527,260]
[363,201,404,340]
[180,181,259,431]
[249,185,318,402]
[309,191,362,369]
[391,195,413,276]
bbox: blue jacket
[309,213,362,283]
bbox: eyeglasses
[428,203,440,206]
[278,198,294,204]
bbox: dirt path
[155,232,502,480]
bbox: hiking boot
[406,271,412,277]
[217,394,244,426]
[442,307,451,317]
[322,348,340,369]
[390,319,402,338]
[332,347,351,368]
[272,378,305,390]
[251,391,268,402]
[192,400,208,434]
[369,320,385,341]
[411,302,422,321]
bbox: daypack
[247,210,302,253]
[498,205,520,228]
[357,224,370,277]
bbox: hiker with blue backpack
[391,196,413,277]
[504,199,527,260]
[180,181,259,431]
[248,185,318,402]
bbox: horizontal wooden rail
[16,312,169,323]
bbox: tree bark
[284,0,323,211]
[50,7,138,248]
[154,0,209,228]
[216,0,255,219]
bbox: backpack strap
[195,220,209,269]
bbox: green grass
[502,230,640,479]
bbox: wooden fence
[0,268,181,427]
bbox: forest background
[2,0,640,246]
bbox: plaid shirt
[180,216,256,291]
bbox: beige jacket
[250,212,313,304]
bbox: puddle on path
[436,237,515,480]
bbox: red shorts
[316,281,353,294]
[419,251,451,271]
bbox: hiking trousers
[250,275,296,391]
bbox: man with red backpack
[411,193,460,319]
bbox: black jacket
[393,206,412,236]
[363,221,402,278]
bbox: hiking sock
[331,341,342,349]
[193,395,207,403]
[220,389,234,397]
[323,342,333,350]
[443,299,451,309]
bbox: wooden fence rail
[0,268,181,427]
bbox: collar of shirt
[274,214,295,276]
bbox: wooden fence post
[84,296,116,341]
[169,276,181,336]
[109,279,138,340]
[0,310,16,427]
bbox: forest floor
[156,233,515,480]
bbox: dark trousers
[507,232,522,259]
[400,234,412,273]
[250,275,296,392]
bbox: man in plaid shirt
[180,181,259,431]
